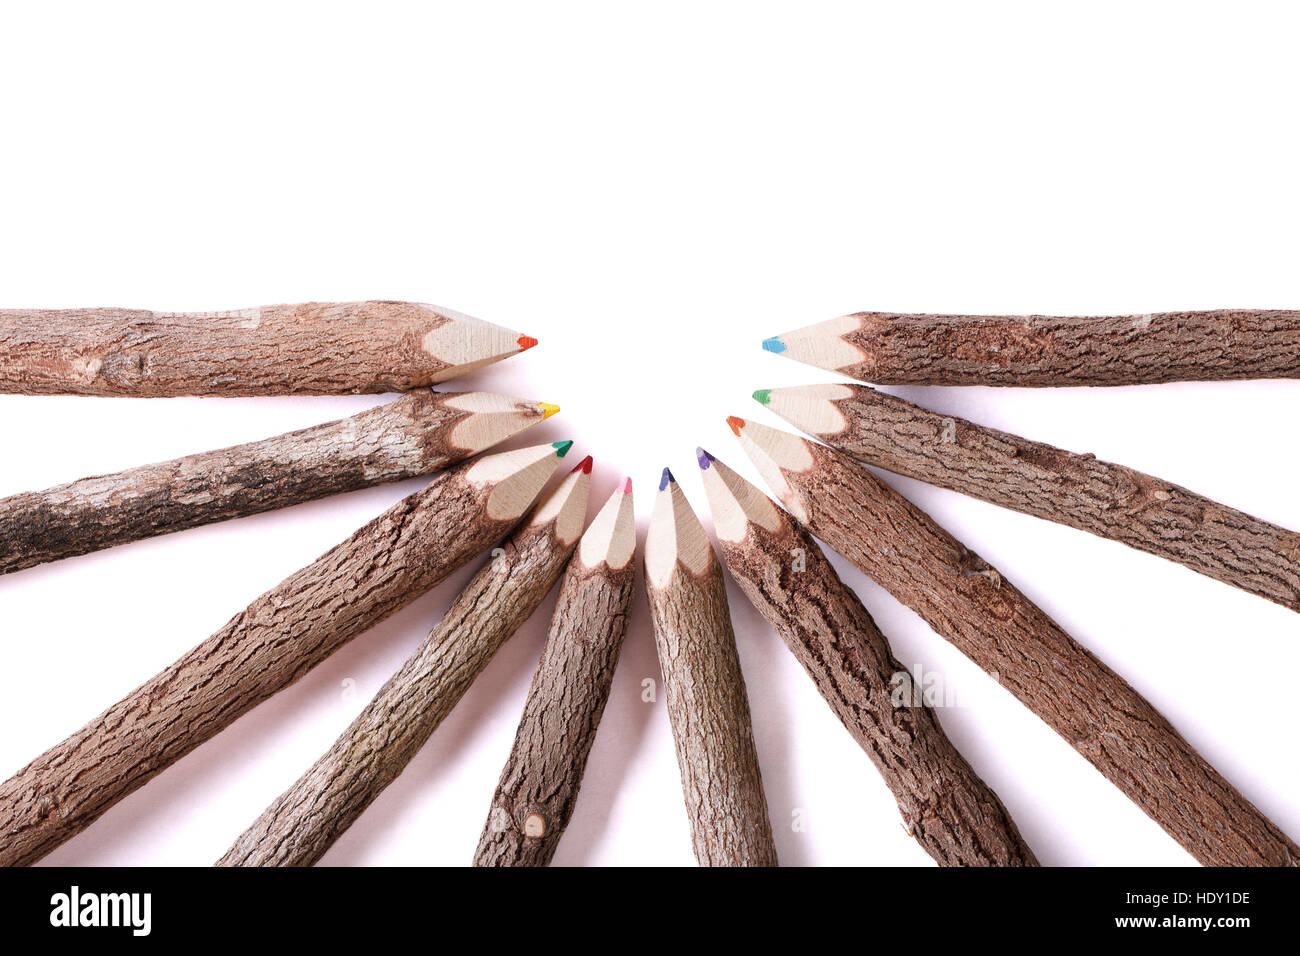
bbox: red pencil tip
[517,335,538,351]
[571,455,593,475]
[623,477,633,494]
[726,416,746,436]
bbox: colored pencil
[762,310,1300,386]
[730,417,1299,866]
[757,383,1300,613]
[0,300,538,396]
[0,390,560,575]
[0,441,570,866]
[474,478,637,866]
[698,449,1037,866]
[645,468,778,867]
[218,457,592,866]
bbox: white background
[1,1,1298,867]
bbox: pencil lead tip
[552,440,573,458]
[517,334,539,351]
[623,476,633,494]
[538,402,560,419]
[726,416,746,436]
[752,389,771,405]
[761,336,786,354]
[571,454,593,475]
[696,447,715,470]
[659,467,675,491]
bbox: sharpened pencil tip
[517,335,539,351]
[623,477,633,494]
[538,402,560,419]
[752,389,771,405]
[571,454,593,475]
[762,336,786,354]
[552,440,573,458]
[726,416,746,436]
[659,467,675,491]
[696,447,715,470]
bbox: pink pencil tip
[623,477,632,494]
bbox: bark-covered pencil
[762,310,1300,386]
[0,441,570,867]
[730,417,1299,866]
[645,469,778,867]
[0,300,538,396]
[218,457,592,867]
[474,478,637,867]
[698,449,1037,866]
[757,383,1300,613]
[0,390,560,575]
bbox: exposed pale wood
[733,417,1299,867]
[0,390,558,575]
[761,383,1300,613]
[644,472,778,867]
[0,442,566,866]
[765,309,1300,386]
[700,451,1037,866]
[474,480,636,866]
[0,300,535,396]
[218,464,590,867]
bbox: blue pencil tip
[659,467,675,491]
[696,447,715,470]
[762,336,786,354]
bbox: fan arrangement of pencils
[1,302,1297,867]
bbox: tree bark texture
[713,488,1038,865]
[791,310,1300,386]
[737,424,1298,866]
[0,300,529,395]
[473,554,636,866]
[787,384,1300,613]
[0,389,547,575]
[217,478,587,867]
[0,460,536,866]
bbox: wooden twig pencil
[698,450,1037,866]
[0,300,538,396]
[0,390,560,575]
[762,310,1300,386]
[0,441,570,866]
[219,458,592,867]
[757,384,1300,613]
[645,469,778,867]
[474,479,637,867]
[730,418,1300,866]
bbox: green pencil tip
[752,389,772,405]
[552,440,573,458]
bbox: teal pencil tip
[552,440,573,458]
[762,336,786,354]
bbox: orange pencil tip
[726,416,746,436]
[517,335,538,351]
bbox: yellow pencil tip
[539,402,561,419]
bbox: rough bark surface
[647,561,779,867]
[785,442,1299,866]
[0,466,520,866]
[0,301,512,395]
[838,310,1300,386]
[473,559,636,866]
[819,385,1300,613]
[719,516,1038,866]
[0,390,538,574]
[218,517,580,867]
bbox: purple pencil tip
[696,447,715,470]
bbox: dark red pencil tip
[726,416,746,436]
[571,455,593,475]
[517,335,538,351]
